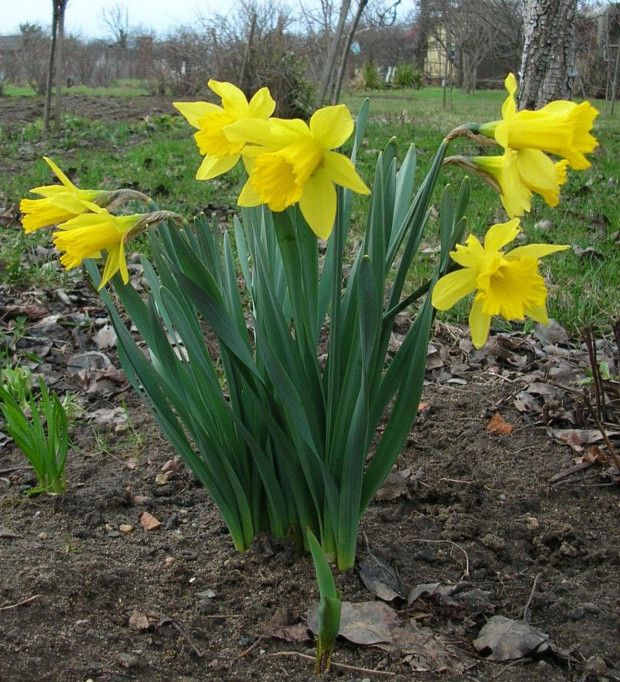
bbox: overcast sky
[1,0,222,39]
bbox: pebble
[117,653,139,669]
[119,524,133,534]
[164,556,174,565]
[165,515,180,531]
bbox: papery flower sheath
[431,219,569,348]
[173,80,276,181]
[480,74,599,170]
[226,105,370,239]
[471,149,569,218]
[53,208,142,288]
[20,157,105,232]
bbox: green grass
[1,86,619,335]
[3,79,149,98]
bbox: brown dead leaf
[307,601,397,645]
[139,512,160,531]
[486,413,514,435]
[264,608,310,643]
[474,615,550,661]
[583,445,611,465]
[161,459,180,473]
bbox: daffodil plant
[20,76,598,567]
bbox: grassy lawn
[1,85,619,334]
[3,79,150,98]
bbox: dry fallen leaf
[486,413,514,435]
[139,512,161,531]
[307,601,397,645]
[474,615,550,661]
[161,459,180,473]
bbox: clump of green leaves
[0,377,69,494]
[393,63,423,90]
[361,62,384,90]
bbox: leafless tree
[18,23,50,95]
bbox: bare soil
[1,93,619,682]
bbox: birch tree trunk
[54,0,66,131]
[518,0,577,109]
[330,0,369,104]
[43,2,59,134]
[314,0,351,109]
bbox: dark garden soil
[0,94,178,126]
[1,93,619,682]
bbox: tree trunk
[314,0,352,109]
[518,0,577,109]
[54,1,66,131]
[43,2,59,134]
[331,0,369,104]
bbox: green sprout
[0,377,69,494]
[307,528,342,674]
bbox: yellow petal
[50,194,99,214]
[516,149,558,191]
[309,105,354,149]
[248,87,276,119]
[43,157,77,190]
[298,168,337,239]
[501,74,517,121]
[525,303,549,325]
[226,117,306,147]
[196,153,240,180]
[208,80,249,118]
[450,235,485,268]
[484,218,521,253]
[99,243,128,289]
[173,101,220,128]
[322,151,370,194]
[237,179,262,207]
[504,243,569,261]
[431,268,478,310]
[469,295,492,348]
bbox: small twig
[493,657,529,679]
[267,651,396,676]
[410,539,470,580]
[522,572,541,623]
[549,461,596,484]
[159,617,204,657]
[583,393,620,473]
[582,328,604,420]
[0,594,42,611]
[0,467,29,475]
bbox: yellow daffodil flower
[225,105,370,239]
[480,74,599,170]
[173,80,276,181]
[20,157,105,232]
[471,149,569,218]
[53,208,142,289]
[432,219,569,348]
